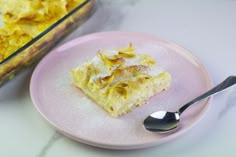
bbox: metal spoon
[143,76,236,133]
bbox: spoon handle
[179,76,236,114]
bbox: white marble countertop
[1,0,236,156]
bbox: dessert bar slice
[71,44,171,117]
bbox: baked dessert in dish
[0,0,94,86]
[71,44,171,117]
[0,0,87,61]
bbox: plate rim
[30,31,213,150]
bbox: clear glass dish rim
[0,0,91,65]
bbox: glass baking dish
[0,0,95,86]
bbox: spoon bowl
[144,111,180,132]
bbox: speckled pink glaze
[30,31,212,150]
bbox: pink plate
[30,31,212,149]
